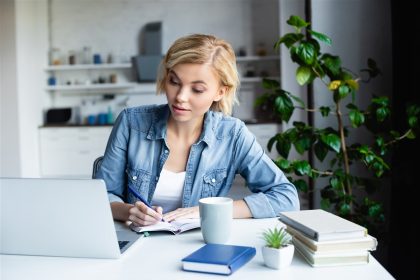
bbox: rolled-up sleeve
[235,123,300,218]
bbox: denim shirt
[95,104,299,218]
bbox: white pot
[261,244,294,269]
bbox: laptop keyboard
[118,241,129,250]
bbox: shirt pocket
[202,168,228,197]
[125,168,151,204]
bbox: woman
[95,34,299,226]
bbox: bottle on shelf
[107,106,114,124]
[82,46,92,64]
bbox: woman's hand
[163,206,199,222]
[128,201,163,226]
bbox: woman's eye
[192,88,204,94]
[169,78,179,85]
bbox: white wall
[1,0,280,177]
[49,0,279,62]
[0,0,21,177]
[15,0,49,177]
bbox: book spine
[278,214,318,240]
[228,248,256,274]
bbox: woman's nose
[176,87,189,102]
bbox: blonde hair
[156,34,240,115]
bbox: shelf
[236,55,279,62]
[45,63,132,71]
[46,83,137,92]
[241,76,279,83]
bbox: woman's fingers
[153,206,163,216]
[127,202,162,226]
[163,206,199,222]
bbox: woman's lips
[172,105,189,113]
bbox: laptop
[0,177,142,258]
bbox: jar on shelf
[49,48,62,65]
[256,43,267,56]
[68,50,76,65]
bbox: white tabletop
[0,218,394,280]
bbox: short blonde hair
[156,34,240,115]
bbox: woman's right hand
[128,201,163,226]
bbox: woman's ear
[214,86,228,102]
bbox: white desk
[1,218,394,280]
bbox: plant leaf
[349,109,365,128]
[276,135,292,159]
[296,66,312,85]
[274,93,294,122]
[308,29,332,45]
[262,78,280,90]
[267,135,277,152]
[346,79,359,91]
[288,93,305,107]
[293,160,311,176]
[293,179,308,192]
[321,54,341,77]
[286,15,310,29]
[294,136,311,154]
[319,106,331,117]
[276,33,305,49]
[321,133,341,153]
[297,41,316,65]
[408,116,418,128]
[407,130,416,139]
[276,158,291,171]
[314,141,328,161]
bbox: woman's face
[165,63,225,125]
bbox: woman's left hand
[163,206,199,222]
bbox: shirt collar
[148,104,218,148]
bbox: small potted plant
[261,226,294,269]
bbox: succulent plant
[261,227,292,249]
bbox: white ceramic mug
[199,197,233,244]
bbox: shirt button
[132,176,137,180]
[156,176,159,181]
[164,150,168,154]
[211,178,216,183]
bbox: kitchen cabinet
[39,126,112,178]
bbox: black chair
[92,156,104,179]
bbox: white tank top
[151,168,185,213]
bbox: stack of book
[278,209,377,267]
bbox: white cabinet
[39,127,112,178]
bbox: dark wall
[388,1,420,279]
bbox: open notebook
[130,219,200,235]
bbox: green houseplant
[256,15,420,236]
[261,227,294,269]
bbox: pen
[128,185,165,222]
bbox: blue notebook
[181,244,256,275]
